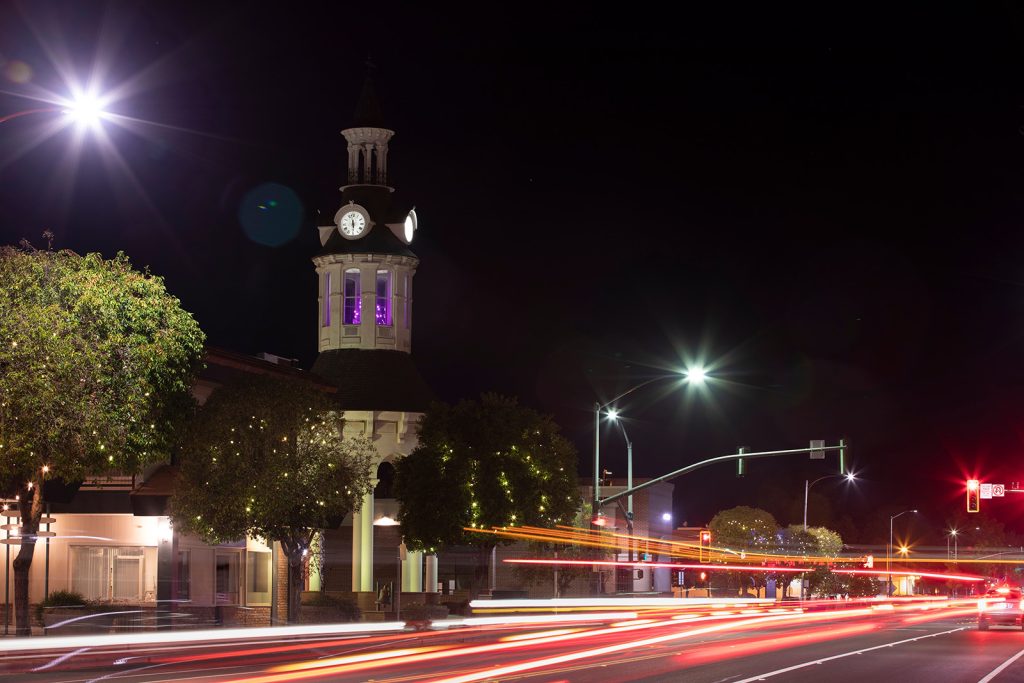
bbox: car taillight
[978,599,987,611]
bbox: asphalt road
[5,602,1024,682]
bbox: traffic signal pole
[598,442,847,508]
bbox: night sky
[3,2,1024,542]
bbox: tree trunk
[280,534,314,624]
[285,548,304,624]
[13,482,43,637]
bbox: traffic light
[967,479,980,513]
[699,529,712,563]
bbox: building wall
[0,514,278,615]
[2,514,161,605]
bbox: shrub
[401,603,449,626]
[40,590,86,607]
[35,590,86,626]
[441,599,469,616]
[301,592,361,622]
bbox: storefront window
[246,551,272,605]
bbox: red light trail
[504,558,986,582]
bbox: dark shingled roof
[318,187,418,258]
[318,219,416,258]
[311,349,433,412]
[352,68,385,128]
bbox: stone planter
[299,605,346,624]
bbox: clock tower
[311,68,433,596]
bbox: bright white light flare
[685,366,707,384]
[63,91,107,129]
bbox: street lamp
[606,410,634,530]
[888,509,917,597]
[592,366,706,523]
[803,472,856,531]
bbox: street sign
[809,439,825,459]
[980,483,993,499]
[993,484,1006,497]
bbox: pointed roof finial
[353,56,385,127]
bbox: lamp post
[947,528,959,561]
[592,366,705,524]
[803,472,856,531]
[607,412,637,571]
[606,411,633,527]
[373,515,402,619]
[888,509,917,597]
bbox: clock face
[339,210,367,237]
[404,209,417,243]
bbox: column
[351,509,362,591]
[347,144,358,182]
[360,266,371,343]
[424,554,438,593]
[358,489,374,592]
[156,523,172,630]
[363,144,373,183]
[402,550,422,592]
[308,532,322,592]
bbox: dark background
[3,2,1024,543]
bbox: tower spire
[342,59,393,186]
[352,57,385,128]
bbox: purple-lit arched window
[376,270,392,325]
[343,269,361,324]
[322,272,331,327]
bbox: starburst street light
[684,366,707,385]
[593,364,712,527]
[61,90,108,128]
[803,471,858,530]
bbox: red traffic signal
[967,479,980,513]
[699,530,712,563]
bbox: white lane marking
[978,646,1024,683]
[733,626,964,682]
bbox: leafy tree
[775,525,817,556]
[394,394,578,592]
[709,506,778,554]
[171,375,374,623]
[0,243,204,636]
[807,566,844,597]
[845,574,880,598]
[803,526,843,558]
[707,507,778,597]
